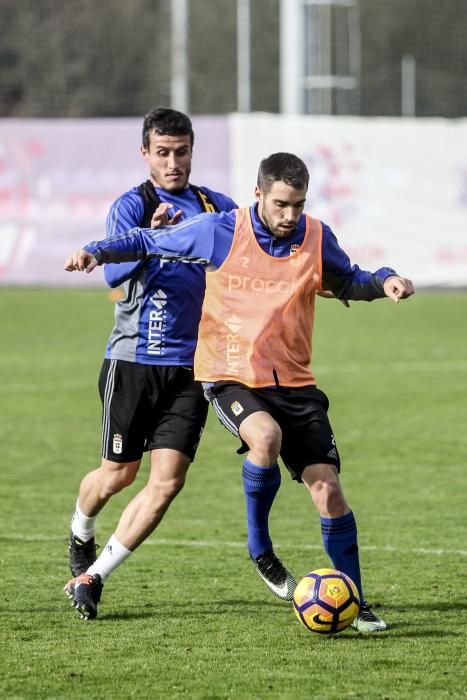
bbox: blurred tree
[359,0,467,117]
[0,0,171,117]
[1,0,467,117]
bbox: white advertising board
[230,114,467,287]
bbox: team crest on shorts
[231,401,244,416]
[113,433,123,454]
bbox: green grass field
[0,288,466,699]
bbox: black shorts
[204,381,340,480]
[99,359,208,462]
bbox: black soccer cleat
[253,549,297,601]
[351,602,387,632]
[68,531,98,577]
[73,573,104,620]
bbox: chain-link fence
[0,0,466,117]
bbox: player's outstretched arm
[64,250,99,273]
[63,213,221,275]
[382,275,415,303]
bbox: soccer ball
[293,568,360,634]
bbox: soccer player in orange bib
[65,152,414,631]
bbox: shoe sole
[62,581,96,618]
[74,601,97,620]
[63,580,76,604]
[69,573,102,620]
[62,580,95,618]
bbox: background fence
[1,0,467,118]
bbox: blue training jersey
[88,204,397,301]
[104,184,237,365]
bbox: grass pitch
[0,288,466,699]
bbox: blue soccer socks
[242,459,281,560]
[320,511,364,602]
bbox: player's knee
[311,478,347,516]
[164,474,186,499]
[249,425,282,463]
[99,460,139,497]
[151,474,186,504]
[326,482,347,516]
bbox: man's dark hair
[257,152,309,192]
[142,107,194,149]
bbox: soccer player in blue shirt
[64,108,243,619]
[66,152,414,631]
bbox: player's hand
[64,250,99,273]
[316,289,350,308]
[150,202,183,228]
[383,275,415,303]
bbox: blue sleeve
[321,223,397,301]
[86,212,218,266]
[86,210,237,269]
[104,191,146,287]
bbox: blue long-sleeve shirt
[87,205,396,305]
[102,184,237,365]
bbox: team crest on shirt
[289,243,301,265]
[231,401,244,416]
[113,433,123,454]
